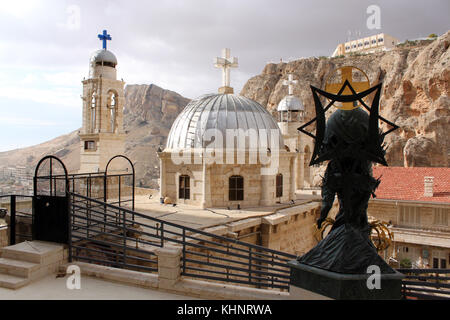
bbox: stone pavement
[0,273,194,300]
[128,190,321,230]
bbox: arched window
[90,92,97,132]
[108,91,117,133]
[276,174,283,198]
[229,175,244,201]
[179,175,190,199]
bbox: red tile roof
[372,167,450,204]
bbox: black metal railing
[35,171,135,210]
[0,194,33,245]
[397,268,450,300]
[69,192,296,291]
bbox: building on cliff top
[331,33,400,57]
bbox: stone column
[259,173,272,206]
[201,159,211,208]
[117,96,125,134]
[159,156,165,200]
[155,246,182,289]
[295,154,301,190]
[289,157,295,200]
[299,153,305,189]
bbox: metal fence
[397,268,450,300]
[0,194,33,244]
[69,192,296,291]
[35,171,135,210]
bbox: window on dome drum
[229,175,244,201]
[179,175,190,200]
[276,174,283,198]
[96,61,116,68]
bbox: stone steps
[0,241,67,290]
[0,273,28,289]
[0,258,39,278]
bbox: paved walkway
[0,274,194,300]
[128,190,321,230]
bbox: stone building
[332,33,399,57]
[159,93,297,208]
[157,51,315,209]
[79,34,125,173]
[368,167,450,268]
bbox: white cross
[214,48,238,87]
[283,74,298,95]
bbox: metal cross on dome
[283,74,298,95]
[98,30,112,50]
[214,48,238,88]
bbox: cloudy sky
[0,0,448,151]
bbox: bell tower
[79,30,125,173]
[277,74,312,189]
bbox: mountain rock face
[240,31,450,170]
[123,84,190,188]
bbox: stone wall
[160,151,296,208]
[260,203,320,255]
[0,227,8,247]
[198,201,321,255]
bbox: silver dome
[90,49,117,66]
[166,94,284,151]
[277,95,304,111]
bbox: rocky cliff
[123,84,190,187]
[241,31,450,168]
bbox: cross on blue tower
[98,30,112,50]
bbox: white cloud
[42,71,83,87]
[0,116,61,127]
[0,0,40,18]
[0,86,79,108]
[21,74,40,85]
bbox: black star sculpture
[298,80,399,167]
[295,80,400,275]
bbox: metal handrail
[68,191,296,290]
[398,268,450,300]
[69,192,296,259]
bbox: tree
[400,258,412,269]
